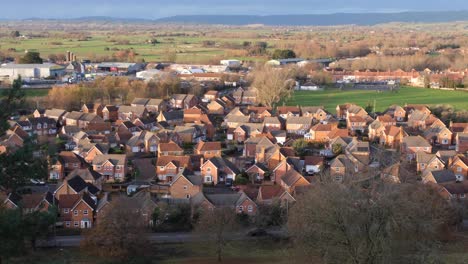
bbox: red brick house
[158,141,184,157]
[200,157,240,185]
[156,155,191,183]
[58,193,96,229]
[169,170,202,199]
[194,141,222,159]
[92,154,127,182]
[401,136,432,160]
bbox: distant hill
[153,11,468,26]
[4,11,468,26]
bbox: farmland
[286,86,468,112]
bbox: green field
[286,86,468,112]
[0,31,271,64]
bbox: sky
[2,0,468,19]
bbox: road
[39,230,286,247]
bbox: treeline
[332,53,468,72]
[46,75,182,110]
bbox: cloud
[2,0,467,19]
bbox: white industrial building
[0,63,65,81]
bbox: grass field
[286,86,468,112]
[0,30,271,63]
[6,240,290,264]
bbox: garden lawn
[286,86,468,112]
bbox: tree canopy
[19,52,43,64]
[272,49,296,60]
[288,182,458,264]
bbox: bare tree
[81,197,149,259]
[288,182,458,264]
[249,64,296,107]
[194,207,239,262]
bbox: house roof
[67,175,89,193]
[159,141,183,152]
[58,194,81,208]
[301,106,324,114]
[66,111,84,120]
[156,155,190,167]
[131,98,150,106]
[258,185,285,200]
[348,115,366,123]
[277,106,300,115]
[286,116,313,125]
[205,157,240,175]
[44,108,67,118]
[416,152,442,164]
[403,136,431,148]
[68,168,102,182]
[161,110,184,121]
[58,151,81,164]
[281,169,308,188]
[304,156,324,166]
[196,141,221,152]
[92,154,126,166]
[118,105,146,115]
[428,170,457,183]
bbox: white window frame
[66,221,71,227]
[74,221,79,227]
[83,210,88,215]
[64,208,69,214]
[248,205,253,213]
[183,185,188,190]
[74,210,78,216]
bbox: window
[248,205,253,213]
[204,176,212,183]
[66,221,70,227]
[421,164,425,168]
[461,194,466,199]
[335,167,340,172]
[458,167,462,172]
[74,210,78,216]
[64,208,69,214]
[335,176,343,182]
[238,206,244,212]
[74,221,79,227]
[96,165,101,170]
[186,194,191,199]
[159,166,165,170]
[183,185,188,190]
[434,165,438,169]
[206,167,211,172]
[83,210,88,215]
[74,163,78,168]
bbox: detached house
[301,106,328,121]
[200,157,240,185]
[92,154,127,182]
[347,115,367,134]
[385,105,406,121]
[126,131,159,154]
[118,105,148,121]
[195,141,222,159]
[158,141,184,157]
[379,126,407,149]
[29,117,57,136]
[169,170,202,199]
[416,152,445,173]
[449,156,468,178]
[58,193,96,229]
[286,116,313,135]
[102,105,119,121]
[277,106,301,119]
[401,136,432,160]
[49,151,84,180]
[156,155,191,182]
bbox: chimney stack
[66,51,71,62]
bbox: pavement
[38,229,286,247]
